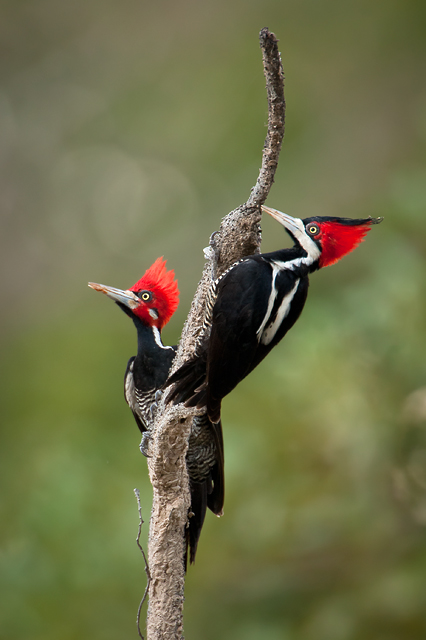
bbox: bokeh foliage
[1,1,426,638]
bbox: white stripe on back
[256,263,280,341]
[260,280,300,345]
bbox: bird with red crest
[89,256,179,437]
[89,257,224,564]
[167,206,382,424]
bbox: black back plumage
[167,252,310,423]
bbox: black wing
[167,258,272,417]
[124,356,149,432]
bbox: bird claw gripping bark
[139,431,152,458]
[149,389,163,420]
[149,402,157,421]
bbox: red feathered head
[128,257,179,328]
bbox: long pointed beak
[261,205,302,235]
[88,282,141,310]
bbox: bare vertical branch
[247,27,286,207]
[145,28,285,640]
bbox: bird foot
[149,389,164,421]
[149,402,158,422]
[139,431,152,458]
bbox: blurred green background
[1,0,426,638]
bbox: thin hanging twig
[134,488,151,640]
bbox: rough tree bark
[145,27,286,640]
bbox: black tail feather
[186,480,208,565]
[206,419,224,515]
[207,458,224,515]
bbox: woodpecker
[167,207,382,423]
[89,257,224,564]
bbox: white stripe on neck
[273,248,318,272]
[151,326,173,350]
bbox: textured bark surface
[145,27,285,640]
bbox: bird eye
[307,224,319,236]
[138,291,152,301]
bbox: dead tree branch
[145,28,285,640]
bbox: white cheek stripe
[256,264,279,340]
[261,280,300,345]
[290,219,322,263]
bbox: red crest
[129,257,179,327]
[319,220,375,268]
